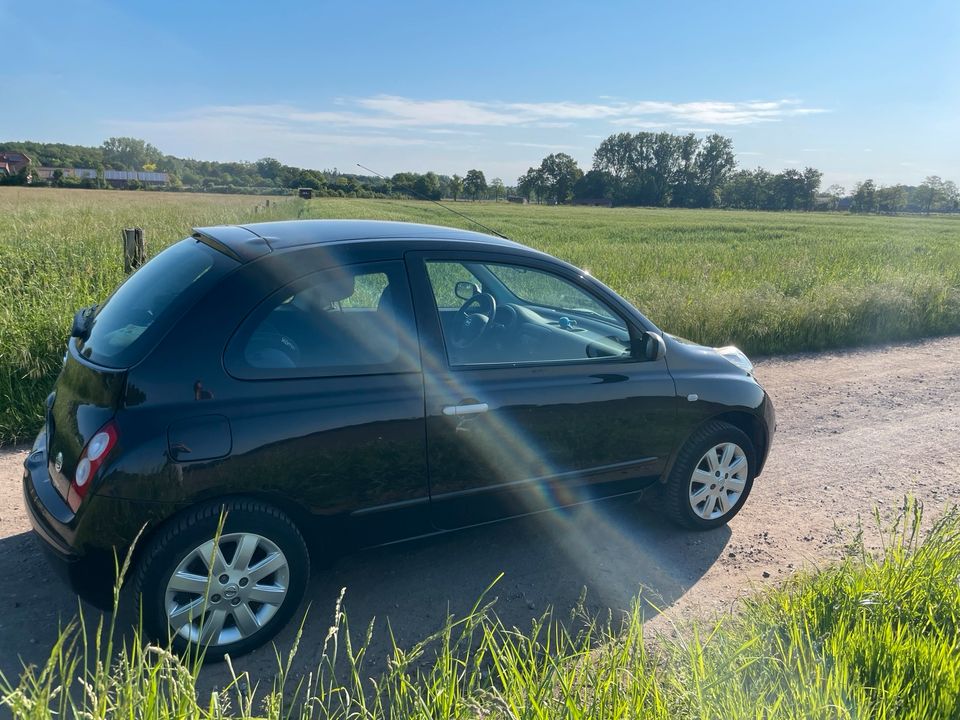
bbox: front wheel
[134,499,310,661]
[660,421,756,530]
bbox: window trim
[224,260,421,381]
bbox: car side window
[226,261,419,379]
[425,260,633,367]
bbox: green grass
[2,188,959,443]
[4,499,960,718]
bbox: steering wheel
[452,292,497,349]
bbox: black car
[24,219,775,658]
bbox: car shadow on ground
[0,495,730,702]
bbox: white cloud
[126,95,827,137]
[506,141,578,150]
[609,118,671,128]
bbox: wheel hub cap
[688,442,748,520]
[164,532,290,647]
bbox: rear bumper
[22,443,116,608]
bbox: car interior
[429,261,634,366]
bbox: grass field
[1,188,959,443]
[4,500,960,718]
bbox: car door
[217,258,430,544]
[406,250,679,529]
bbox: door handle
[442,403,489,417]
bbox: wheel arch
[121,490,321,586]
[659,409,770,485]
[710,410,769,476]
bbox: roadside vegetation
[2,188,959,444]
[3,499,958,719]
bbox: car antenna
[356,163,511,240]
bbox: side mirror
[634,331,665,361]
[455,281,481,301]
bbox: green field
[2,188,959,444]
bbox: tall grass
[3,499,959,719]
[2,189,959,443]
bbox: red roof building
[0,151,31,176]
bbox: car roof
[192,219,528,262]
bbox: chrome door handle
[442,403,489,417]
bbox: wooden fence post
[121,227,146,273]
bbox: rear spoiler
[192,225,273,262]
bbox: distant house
[35,167,169,187]
[506,195,528,204]
[0,151,31,179]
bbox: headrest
[298,269,355,309]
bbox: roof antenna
[356,163,511,240]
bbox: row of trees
[849,176,959,214]
[3,136,957,214]
[720,167,824,211]
[515,133,738,208]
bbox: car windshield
[77,239,237,368]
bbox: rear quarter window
[77,239,238,368]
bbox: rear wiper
[71,304,98,340]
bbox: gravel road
[1,335,957,697]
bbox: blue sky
[2,0,957,189]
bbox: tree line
[2,136,956,214]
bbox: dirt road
[1,336,957,696]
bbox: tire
[133,498,310,661]
[660,421,756,530]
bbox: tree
[101,137,161,170]
[464,169,487,200]
[876,184,907,214]
[256,157,283,182]
[773,169,807,210]
[801,167,823,210]
[414,171,442,200]
[941,181,959,212]
[915,175,945,214]
[535,153,583,204]
[449,174,463,201]
[693,134,736,208]
[490,177,505,201]
[517,168,541,202]
[573,170,614,203]
[851,179,877,214]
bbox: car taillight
[67,421,118,512]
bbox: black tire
[133,498,309,662]
[659,421,756,530]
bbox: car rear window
[77,239,238,368]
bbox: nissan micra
[24,220,775,659]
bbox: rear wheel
[134,499,309,661]
[660,421,756,530]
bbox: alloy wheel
[688,442,748,521]
[164,532,290,647]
